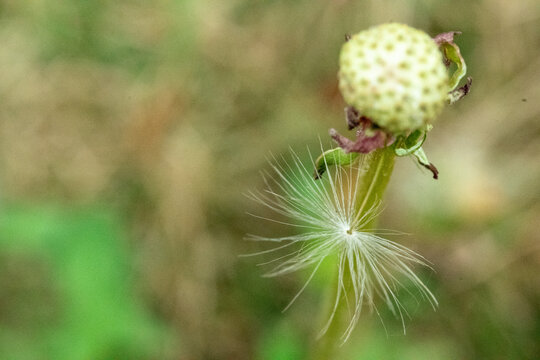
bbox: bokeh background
[0,0,539,359]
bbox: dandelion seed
[245,148,437,342]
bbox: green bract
[339,23,449,134]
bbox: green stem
[310,146,396,359]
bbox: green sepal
[313,147,359,179]
[394,129,428,157]
[435,32,467,91]
[442,42,466,90]
[392,129,439,179]
[413,147,430,167]
[413,147,439,179]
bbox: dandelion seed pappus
[244,147,437,342]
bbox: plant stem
[310,145,396,359]
[354,145,396,223]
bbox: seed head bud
[338,23,449,134]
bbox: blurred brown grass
[0,0,539,359]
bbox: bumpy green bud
[339,23,449,134]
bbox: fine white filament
[245,148,437,342]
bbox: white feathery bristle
[245,147,437,342]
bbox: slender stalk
[310,146,395,359]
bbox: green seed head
[339,23,450,134]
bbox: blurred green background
[0,0,539,359]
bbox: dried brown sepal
[448,77,473,104]
[345,106,360,129]
[433,31,462,46]
[423,162,439,180]
[329,121,387,154]
[344,106,371,130]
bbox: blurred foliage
[0,205,167,359]
[0,0,539,359]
